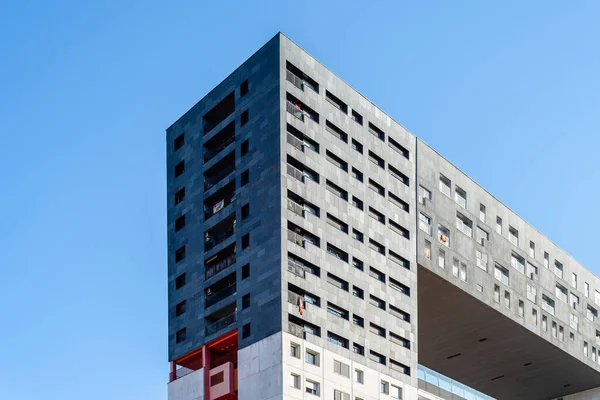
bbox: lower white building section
[168,367,204,400]
[238,332,283,400]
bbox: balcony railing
[205,254,236,280]
[286,101,305,121]
[288,321,305,339]
[204,136,235,163]
[542,302,555,315]
[205,312,237,336]
[286,70,304,90]
[287,132,304,151]
[205,227,236,252]
[287,199,304,218]
[288,230,305,248]
[288,259,306,278]
[287,164,305,183]
[494,270,509,286]
[205,283,236,308]
[204,168,235,192]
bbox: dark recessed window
[242,203,250,220]
[174,161,185,178]
[241,110,249,126]
[240,80,249,97]
[175,245,186,262]
[242,293,250,309]
[241,139,249,156]
[241,169,249,186]
[175,301,186,316]
[242,263,250,279]
[174,133,184,151]
[175,215,186,232]
[242,233,250,249]
[174,188,185,205]
[242,323,251,338]
[175,273,186,289]
[176,328,186,343]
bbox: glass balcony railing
[418,365,495,400]
[205,312,237,336]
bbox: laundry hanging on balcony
[297,295,304,315]
[213,199,225,214]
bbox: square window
[355,369,364,384]
[174,133,185,151]
[241,109,249,126]
[175,273,186,289]
[290,373,300,389]
[175,245,186,263]
[242,323,251,338]
[353,343,364,355]
[176,328,186,343]
[174,188,185,205]
[242,263,250,279]
[240,79,248,96]
[242,233,250,249]
[174,160,185,178]
[242,203,250,220]
[306,350,320,366]
[241,139,249,156]
[242,293,250,309]
[241,169,249,186]
[175,301,186,316]
[175,215,186,232]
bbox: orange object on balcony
[209,362,236,400]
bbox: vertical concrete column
[203,346,210,400]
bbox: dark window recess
[352,257,364,271]
[288,221,321,248]
[204,121,235,163]
[327,213,348,233]
[241,139,249,156]
[174,161,185,178]
[241,169,249,186]
[242,203,250,220]
[287,123,319,153]
[369,207,385,224]
[326,150,348,172]
[287,154,320,183]
[390,332,411,349]
[286,61,319,93]
[289,283,321,307]
[389,219,410,239]
[286,93,319,123]
[369,238,385,255]
[389,250,410,270]
[326,120,348,143]
[351,110,363,125]
[289,314,321,338]
[204,213,236,252]
[389,192,409,213]
[204,180,236,220]
[240,109,249,126]
[242,263,250,279]
[370,323,386,338]
[211,372,224,387]
[368,150,385,168]
[204,243,236,280]
[327,302,349,320]
[242,233,250,249]
[176,301,187,316]
[369,294,385,310]
[369,350,386,365]
[174,133,185,151]
[242,293,250,309]
[203,92,235,134]
[352,167,363,182]
[328,331,349,348]
[205,273,236,308]
[204,151,235,192]
[369,179,385,196]
[240,80,248,97]
[368,122,385,141]
[326,180,348,200]
[369,266,385,283]
[389,277,411,296]
[327,272,349,291]
[287,190,320,218]
[327,243,349,262]
[390,359,411,376]
[204,302,237,336]
[388,137,409,159]
[351,138,363,154]
[352,196,363,210]
[353,285,364,299]
[242,323,251,338]
[288,252,321,277]
[176,328,187,343]
[325,90,348,114]
[175,273,186,289]
[175,215,186,232]
[175,245,186,263]
[174,188,186,205]
[353,314,364,327]
[389,165,409,186]
[390,304,411,322]
[353,343,365,355]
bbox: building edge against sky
[165,32,600,400]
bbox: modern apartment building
[166,33,600,400]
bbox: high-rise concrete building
[166,33,600,400]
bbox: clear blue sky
[1,1,599,399]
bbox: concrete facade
[166,32,600,400]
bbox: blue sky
[1,1,599,399]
